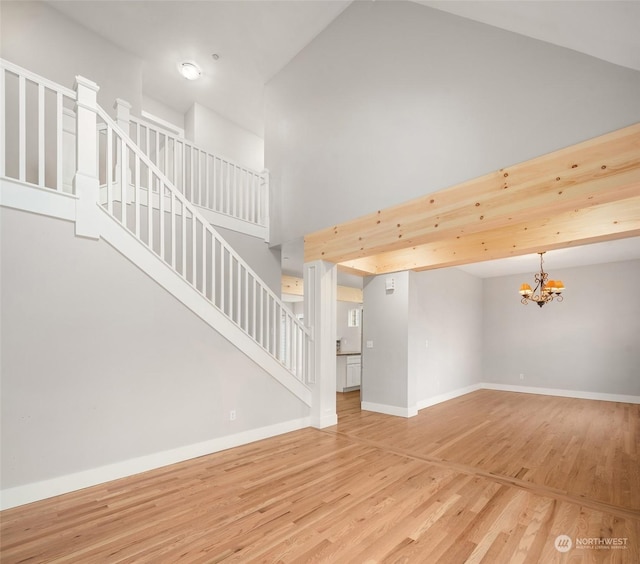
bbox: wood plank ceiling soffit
[304,123,640,275]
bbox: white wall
[142,94,185,133]
[409,268,483,406]
[185,103,264,171]
[0,207,309,491]
[483,260,640,397]
[265,0,640,246]
[336,300,361,353]
[215,225,281,295]
[1,1,143,115]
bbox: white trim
[0,177,77,220]
[375,381,640,419]
[361,401,418,418]
[196,205,268,240]
[1,58,76,99]
[139,110,185,138]
[0,417,311,510]
[416,383,483,411]
[479,383,640,404]
[312,413,339,428]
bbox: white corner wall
[482,260,640,398]
[185,103,264,172]
[265,0,640,245]
[0,207,309,506]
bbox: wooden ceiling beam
[339,196,640,275]
[304,123,640,266]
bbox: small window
[347,308,361,328]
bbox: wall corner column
[304,260,337,428]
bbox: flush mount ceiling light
[178,62,201,80]
[519,252,565,308]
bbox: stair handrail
[95,104,310,382]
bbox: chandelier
[519,252,565,307]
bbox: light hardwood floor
[1,390,638,563]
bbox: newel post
[73,75,100,239]
[304,260,337,428]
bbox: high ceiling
[47,0,640,137]
[47,0,352,136]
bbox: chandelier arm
[518,252,564,308]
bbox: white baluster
[147,166,152,249]
[134,155,141,238]
[18,75,25,182]
[0,68,5,178]
[261,169,270,241]
[37,84,45,186]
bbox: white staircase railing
[0,59,310,387]
[0,59,76,193]
[120,106,269,239]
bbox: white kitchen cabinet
[346,357,361,387]
[336,354,361,391]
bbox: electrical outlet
[519,374,524,381]
[229,410,236,421]
[366,340,374,348]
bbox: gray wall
[265,0,640,245]
[409,268,483,404]
[0,208,308,489]
[362,272,410,409]
[483,260,640,396]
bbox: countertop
[337,351,361,356]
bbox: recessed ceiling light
[179,62,201,80]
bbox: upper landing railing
[115,100,269,240]
[0,58,310,385]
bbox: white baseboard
[361,401,418,418]
[368,381,640,420]
[416,383,483,411]
[311,413,339,428]
[0,417,310,511]
[479,382,640,404]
